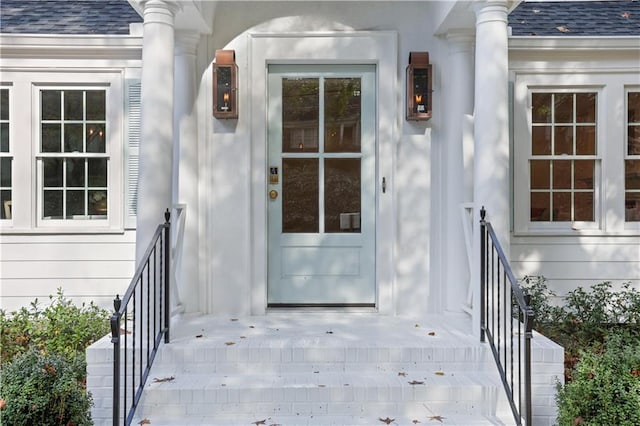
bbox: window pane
[532,93,552,123]
[282,158,318,233]
[325,78,361,153]
[0,189,10,220]
[42,91,61,120]
[43,158,63,187]
[325,158,360,233]
[66,158,85,187]
[553,192,571,221]
[574,192,594,221]
[625,192,640,222]
[554,126,573,155]
[628,126,640,155]
[531,192,550,221]
[88,158,107,187]
[532,126,551,155]
[555,94,573,123]
[574,160,594,189]
[628,92,640,123]
[530,160,550,189]
[42,124,62,152]
[283,78,319,153]
[64,91,84,120]
[626,160,640,190]
[64,124,83,152]
[86,91,105,120]
[89,190,107,215]
[576,93,596,123]
[0,157,11,187]
[87,124,105,153]
[553,160,571,189]
[0,89,8,121]
[0,123,8,152]
[576,126,596,155]
[43,190,63,218]
[66,190,85,217]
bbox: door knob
[269,190,278,200]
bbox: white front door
[267,65,376,306]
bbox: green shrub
[0,349,93,426]
[0,288,110,362]
[556,334,640,426]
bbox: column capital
[140,0,181,26]
[473,1,509,25]
[446,30,475,54]
[175,31,200,57]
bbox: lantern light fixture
[406,51,432,121]
[212,49,238,119]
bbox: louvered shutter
[124,80,141,229]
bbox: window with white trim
[39,89,108,220]
[0,71,127,232]
[625,90,640,222]
[0,88,11,220]
[529,92,597,223]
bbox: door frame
[249,31,398,314]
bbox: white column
[473,1,510,245]
[443,31,475,312]
[136,0,179,264]
[173,31,201,313]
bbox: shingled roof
[509,0,640,36]
[0,0,142,35]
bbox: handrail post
[163,208,171,344]
[524,294,534,426]
[480,206,486,342]
[110,295,122,426]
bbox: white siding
[0,231,136,312]
[511,236,640,301]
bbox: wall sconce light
[406,51,432,121]
[212,49,238,119]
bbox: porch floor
[123,312,516,425]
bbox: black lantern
[212,49,238,119]
[406,52,432,121]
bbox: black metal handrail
[480,207,533,426]
[110,210,171,426]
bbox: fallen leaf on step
[408,380,424,385]
[326,330,334,334]
[434,371,445,376]
[398,372,407,377]
[249,325,255,329]
[252,420,266,425]
[427,331,436,336]
[429,416,445,423]
[379,417,395,424]
[415,324,420,328]
[152,376,174,383]
[225,342,236,346]
[195,334,203,338]
[318,384,326,387]
[240,336,246,339]
[138,419,151,425]
[230,318,238,321]
[412,421,421,424]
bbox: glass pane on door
[325,158,361,233]
[282,158,319,233]
[325,78,361,153]
[282,78,319,153]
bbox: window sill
[0,225,126,235]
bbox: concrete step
[132,370,513,421]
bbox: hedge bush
[0,289,110,424]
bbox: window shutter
[124,80,141,229]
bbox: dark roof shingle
[509,0,640,36]
[0,0,142,35]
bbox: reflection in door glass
[283,158,319,233]
[325,158,361,233]
[325,78,361,153]
[282,78,319,153]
